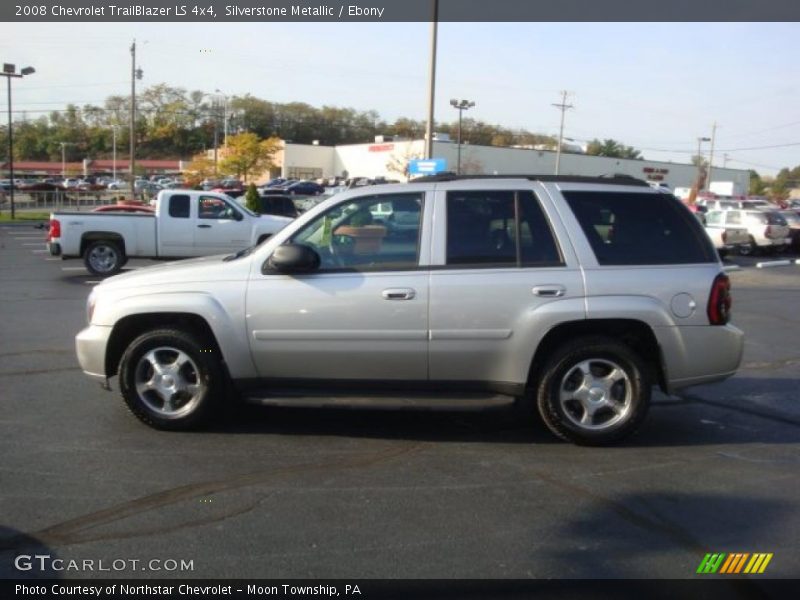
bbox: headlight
[86,289,97,324]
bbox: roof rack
[410,173,650,187]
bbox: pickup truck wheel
[118,329,224,430]
[536,337,650,445]
[84,240,124,276]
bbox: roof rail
[410,173,650,187]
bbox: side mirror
[265,243,320,274]
[234,211,244,221]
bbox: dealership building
[273,138,750,192]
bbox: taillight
[707,273,731,325]
[48,219,60,242]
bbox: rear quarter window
[563,191,717,265]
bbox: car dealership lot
[0,224,798,580]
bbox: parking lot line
[44,258,60,261]
[61,267,87,271]
[756,260,792,269]
[84,281,101,284]
[31,250,48,254]
[22,243,43,246]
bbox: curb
[756,260,792,269]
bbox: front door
[193,195,252,253]
[246,192,429,382]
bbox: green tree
[244,183,260,213]
[748,170,766,196]
[586,138,642,159]
[219,133,280,182]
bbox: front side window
[446,190,562,267]
[291,193,423,271]
[563,191,716,265]
[198,196,240,220]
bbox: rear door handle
[532,285,566,297]
[198,224,212,228]
[382,288,416,300]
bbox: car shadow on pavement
[193,381,800,447]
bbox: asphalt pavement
[0,223,798,580]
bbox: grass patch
[0,212,50,222]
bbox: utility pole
[552,90,573,175]
[129,41,142,193]
[424,0,438,160]
[706,122,717,191]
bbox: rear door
[428,183,585,387]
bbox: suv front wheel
[118,329,224,430]
[536,336,650,445]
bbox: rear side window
[563,191,716,265]
[446,190,562,267]
[168,195,190,218]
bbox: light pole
[111,125,118,181]
[201,93,221,176]
[449,99,475,175]
[214,89,229,148]
[1,63,35,219]
[424,0,439,160]
[59,142,75,178]
[130,40,143,193]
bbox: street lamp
[59,142,76,178]
[214,89,229,148]
[1,63,35,219]
[450,98,475,175]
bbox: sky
[1,21,798,176]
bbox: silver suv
[76,176,743,445]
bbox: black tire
[738,236,757,256]
[83,240,125,276]
[536,336,651,445]
[118,328,225,430]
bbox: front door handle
[198,224,212,228]
[532,285,566,297]
[382,288,416,301]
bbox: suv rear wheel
[536,336,650,445]
[118,329,224,430]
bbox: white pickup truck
[47,190,293,275]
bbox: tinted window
[563,191,716,265]
[446,191,561,267]
[168,195,190,218]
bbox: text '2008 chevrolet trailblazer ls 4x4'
[76,176,744,445]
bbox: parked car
[48,190,292,276]
[283,180,326,196]
[779,210,800,250]
[257,194,301,218]
[703,210,750,257]
[75,175,743,446]
[18,181,64,192]
[705,209,790,255]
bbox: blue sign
[409,158,447,176]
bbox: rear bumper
[76,324,113,383]
[658,324,744,392]
[47,241,61,256]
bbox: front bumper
[75,324,113,384]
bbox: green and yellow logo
[696,552,773,574]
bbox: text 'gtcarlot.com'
[14,554,194,572]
